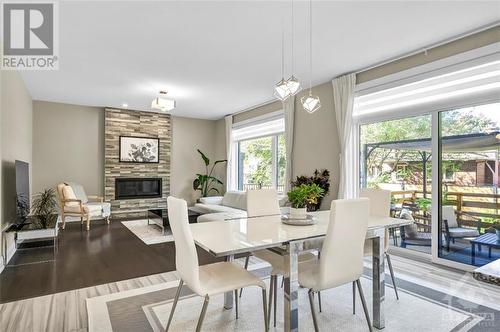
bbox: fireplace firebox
[115,178,162,200]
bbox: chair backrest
[56,183,66,210]
[167,196,201,292]
[319,198,369,288]
[246,189,281,218]
[442,205,458,228]
[360,188,391,217]
[360,188,391,250]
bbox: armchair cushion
[448,227,479,238]
[442,206,458,228]
[62,186,80,207]
[400,209,418,238]
[65,182,88,204]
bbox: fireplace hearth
[115,178,162,200]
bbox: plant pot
[290,207,307,219]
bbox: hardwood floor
[0,219,220,304]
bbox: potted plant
[492,221,500,239]
[192,149,227,197]
[31,188,57,227]
[287,183,325,218]
[291,169,330,211]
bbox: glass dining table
[189,210,412,331]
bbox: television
[15,160,30,223]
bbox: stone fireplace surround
[104,108,171,217]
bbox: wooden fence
[391,190,500,228]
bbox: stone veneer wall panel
[104,108,171,216]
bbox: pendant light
[301,0,321,113]
[274,17,291,101]
[285,0,301,96]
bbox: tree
[362,108,496,185]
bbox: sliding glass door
[359,114,432,254]
[438,102,500,266]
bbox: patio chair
[399,209,433,248]
[441,206,481,251]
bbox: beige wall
[292,83,340,208]
[233,101,282,124]
[33,101,104,195]
[1,70,33,262]
[30,103,221,208]
[171,116,223,205]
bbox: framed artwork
[119,136,159,163]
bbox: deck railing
[391,190,500,228]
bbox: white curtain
[333,73,357,199]
[225,115,236,191]
[283,98,295,193]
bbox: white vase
[290,207,307,219]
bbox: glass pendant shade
[285,75,302,96]
[301,93,321,113]
[274,78,292,101]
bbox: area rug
[86,259,498,332]
[121,219,173,245]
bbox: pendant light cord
[309,0,313,94]
[291,0,294,75]
[281,16,285,79]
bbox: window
[232,113,286,192]
[355,54,500,268]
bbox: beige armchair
[56,183,111,231]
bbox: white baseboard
[0,241,16,274]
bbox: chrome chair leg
[240,255,251,298]
[234,290,239,319]
[165,279,183,332]
[262,288,269,332]
[352,281,356,315]
[195,295,210,332]
[273,275,277,327]
[318,291,322,313]
[386,253,399,300]
[308,289,319,332]
[355,280,373,332]
[267,275,274,327]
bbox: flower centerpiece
[287,183,325,219]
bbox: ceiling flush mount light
[302,0,321,113]
[285,0,301,96]
[151,90,176,111]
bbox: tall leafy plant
[192,149,227,197]
[31,188,57,218]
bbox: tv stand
[3,214,59,266]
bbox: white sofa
[195,191,288,222]
[195,191,248,222]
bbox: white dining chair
[165,196,269,332]
[359,188,399,305]
[299,198,372,332]
[243,189,317,327]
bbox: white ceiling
[20,1,500,120]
